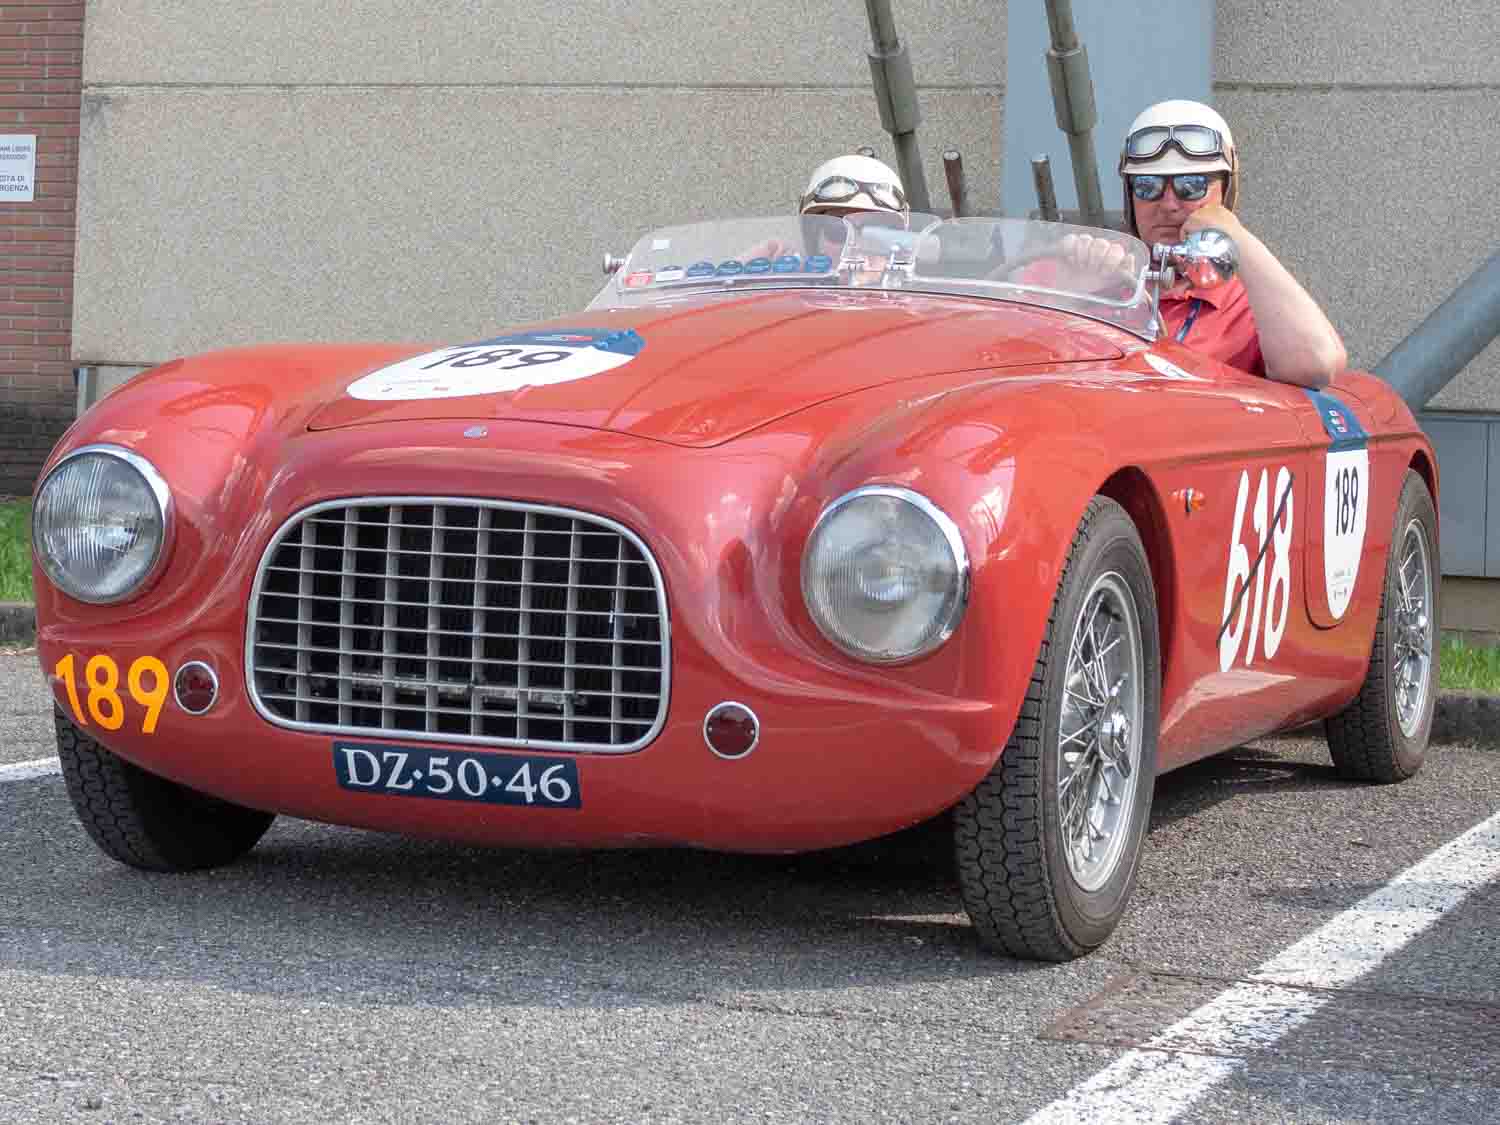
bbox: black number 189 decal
[1334,464,1360,536]
[420,347,572,371]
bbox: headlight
[32,444,172,604]
[801,485,969,663]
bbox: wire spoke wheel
[1325,469,1439,783]
[955,496,1159,961]
[1392,518,1434,738]
[1058,573,1143,892]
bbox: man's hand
[991,232,1142,290]
[1059,233,1137,277]
[1179,203,1245,242]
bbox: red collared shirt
[1160,278,1264,376]
[1013,259,1266,377]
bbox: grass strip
[0,500,32,603]
[1441,633,1500,694]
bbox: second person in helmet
[798,154,910,225]
[747,154,911,268]
[799,154,912,281]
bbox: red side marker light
[174,661,219,715]
[704,702,759,759]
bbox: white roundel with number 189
[1323,447,1368,619]
[346,329,645,401]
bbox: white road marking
[1026,807,1500,1124]
[0,757,61,784]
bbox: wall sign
[0,136,36,202]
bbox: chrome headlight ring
[32,443,174,605]
[801,484,970,664]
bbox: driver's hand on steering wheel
[990,233,1140,290]
[1057,234,1139,286]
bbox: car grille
[248,499,669,752]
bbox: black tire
[954,497,1160,961]
[55,708,275,871]
[1324,470,1439,782]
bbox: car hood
[306,290,1127,447]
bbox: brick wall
[0,1,81,497]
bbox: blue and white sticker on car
[1306,389,1369,622]
[346,328,646,401]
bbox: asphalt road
[2,647,1498,1124]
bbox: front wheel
[56,709,276,871]
[954,497,1160,961]
[1325,470,1440,782]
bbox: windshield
[588,213,1159,339]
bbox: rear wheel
[954,497,1160,961]
[56,708,275,871]
[1325,470,1439,782]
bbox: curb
[0,601,1495,744]
[1430,691,1500,746]
[0,601,33,645]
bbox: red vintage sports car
[31,213,1438,961]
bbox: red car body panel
[304,293,1126,443]
[32,289,1436,852]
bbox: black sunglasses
[1129,173,1218,202]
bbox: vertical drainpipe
[1043,0,1107,229]
[864,0,932,212]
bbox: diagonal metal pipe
[1374,250,1500,411]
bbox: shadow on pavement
[1148,744,1352,833]
[0,738,1392,1006]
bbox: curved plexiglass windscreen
[588,214,1158,339]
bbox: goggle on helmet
[798,154,909,218]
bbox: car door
[1143,353,1327,767]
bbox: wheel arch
[1408,448,1439,527]
[1098,466,1176,690]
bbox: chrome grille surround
[246,498,670,753]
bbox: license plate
[333,741,581,809]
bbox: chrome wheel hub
[1058,572,1144,892]
[1392,518,1434,738]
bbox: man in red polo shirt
[1056,99,1346,388]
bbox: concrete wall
[1214,0,1500,411]
[73,1,1003,363]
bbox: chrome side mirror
[1154,227,1238,290]
[602,252,626,276]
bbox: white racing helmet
[1119,99,1239,236]
[799,154,909,219]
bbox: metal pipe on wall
[1375,250,1500,411]
[863,0,932,212]
[1031,156,1060,222]
[942,150,969,218]
[1042,0,1106,229]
